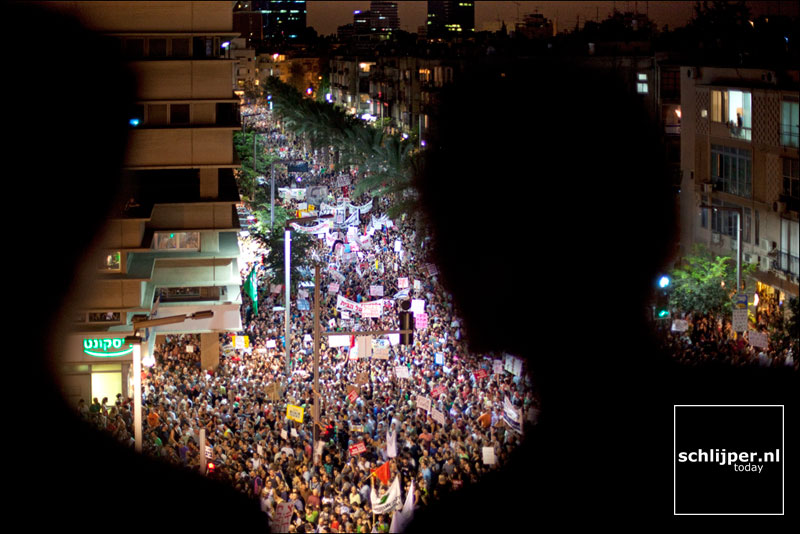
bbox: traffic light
[399,300,414,346]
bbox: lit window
[100,251,121,271]
[153,231,200,250]
[637,73,648,94]
[781,98,799,147]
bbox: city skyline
[306,1,798,36]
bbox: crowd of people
[657,313,797,370]
[77,105,538,533]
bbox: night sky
[307,1,799,36]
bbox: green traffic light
[658,310,670,318]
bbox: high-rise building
[44,2,244,406]
[427,1,474,39]
[370,1,400,33]
[260,0,307,40]
[234,1,264,47]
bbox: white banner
[272,502,294,534]
[336,294,362,314]
[482,446,496,465]
[328,335,351,348]
[395,366,410,379]
[410,299,425,315]
[361,300,383,318]
[290,220,331,234]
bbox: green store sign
[83,338,133,358]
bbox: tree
[668,244,755,317]
[233,131,277,205]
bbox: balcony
[772,252,799,276]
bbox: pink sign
[349,442,367,455]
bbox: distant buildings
[234,0,307,43]
[427,1,475,39]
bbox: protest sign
[395,366,410,379]
[749,331,768,349]
[369,285,384,297]
[372,338,390,359]
[286,404,304,423]
[349,442,367,456]
[414,312,429,330]
[416,395,431,412]
[482,447,496,465]
[397,277,409,289]
[431,408,445,426]
[272,502,293,534]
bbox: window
[711,144,751,198]
[88,312,121,323]
[124,38,144,58]
[700,195,708,228]
[781,98,799,147]
[779,218,799,275]
[710,200,748,242]
[711,89,751,140]
[99,251,121,271]
[153,231,200,250]
[783,159,799,212]
[170,104,190,125]
[148,38,167,57]
[171,38,190,57]
[661,69,680,99]
[147,104,168,125]
[637,73,648,94]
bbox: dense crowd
[657,312,797,370]
[78,107,538,533]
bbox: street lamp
[124,310,214,453]
[283,215,334,380]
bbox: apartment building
[48,2,244,406]
[679,65,799,305]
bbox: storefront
[60,334,139,409]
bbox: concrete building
[47,2,244,407]
[679,65,799,306]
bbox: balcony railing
[772,252,799,276]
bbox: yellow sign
[286,404,304,423]
[233,335,250,349]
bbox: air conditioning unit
[773,201,786,213]
[760,256,771,271]
[712,233,721,244]
[745,253,758,265]
[760,238,771,252]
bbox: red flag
[372,461,390,486]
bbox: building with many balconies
[679,65,799,305]
[46,1,244,406]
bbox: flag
[371,476,402,515]
[372,461,390,486]
[503,396,523,434]
[389,479,414,533]
[386,428,398,458]
[243,267,258,315]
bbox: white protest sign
[387,333,400,346]
[397,277,409,289]
[328,283,340,294]
[431,408,445,426]
[482,447,496,465]
[410,299,425,315]
[416,395,431,412]
[493,360,504,375]
[369,285,384,297]
[414,312,429,330]
[361,300,383,318]
[671,319,689,332]
[372,338,390,359]
[395,366,410,379]
[413,280,422,291]
[749,331,768,349]
[266,339,277,348]
[328,335,351,348]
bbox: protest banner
[272,502,293,534]
[349,442,367,456]
[286,404,304,423]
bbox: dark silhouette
[9,2,796,530]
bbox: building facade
[48,1,244,407]
[679,65,799,306]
